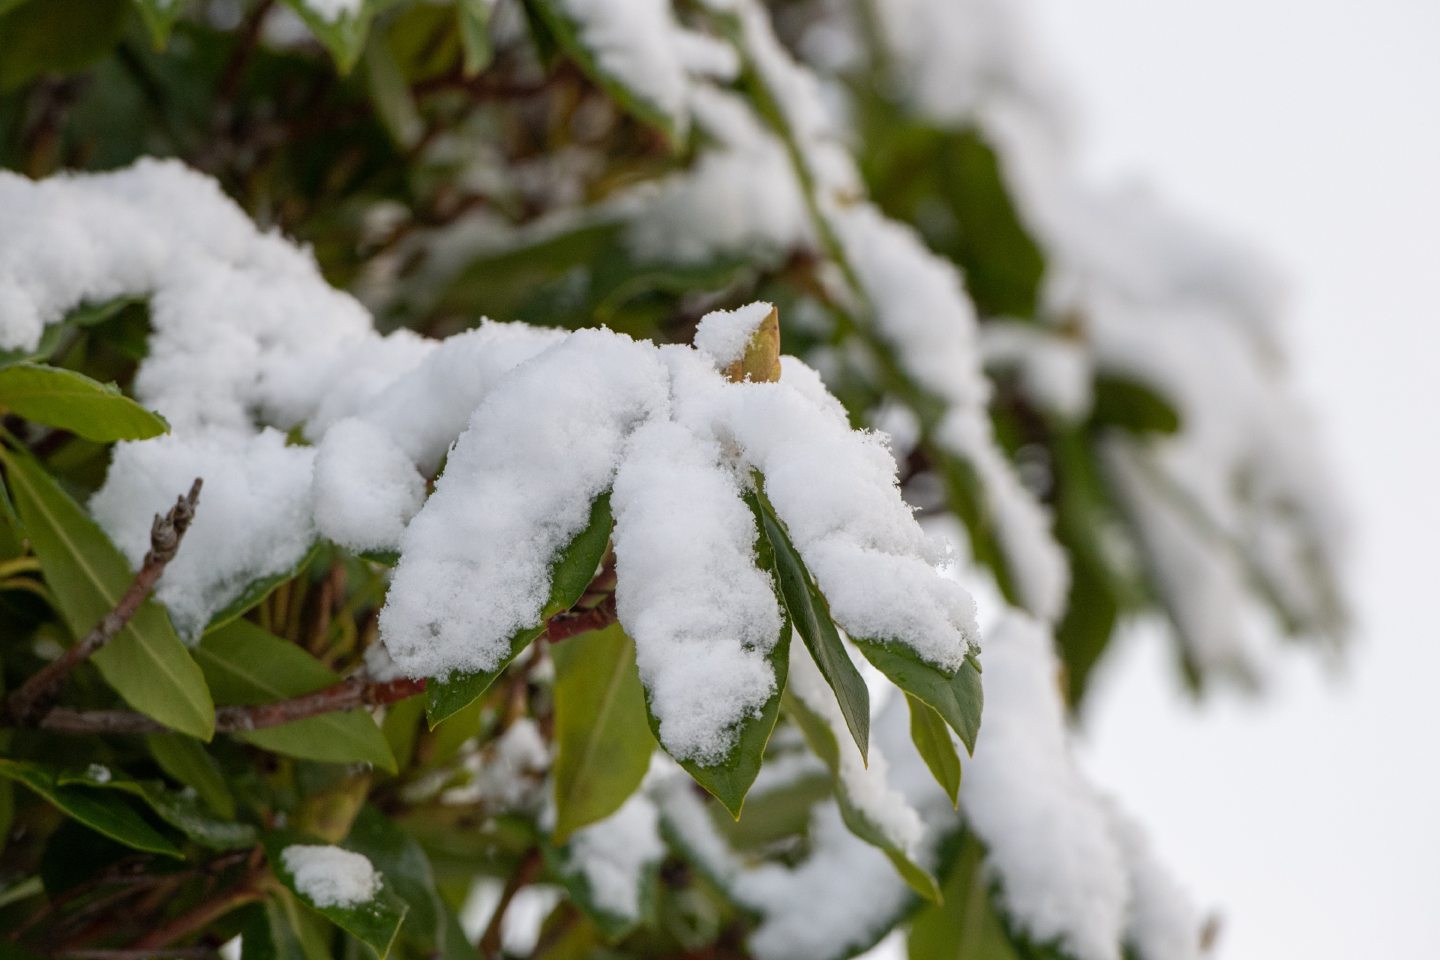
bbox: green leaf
[264,832,409,960]
[56,765,257,850]
[783,694,940,904]
[363,31,423,149]
[194,619,396,772]
[526,0,683,141]
[280,0,374,73]
[645,507,790,818]
[908,832,1021,960]
[907,694,961,807]
[853,638,983,754]
[0,0,129,92]
[1090,375,1182,435]
[0,362,168,441]
[424,624,543,727]
[456,0,493,75]
[145,731,237,819]
[203,542,320,633]
[0,758,182,858]
[544,493,612,617]
[132,0,189,48]
[425,493,612,726]
[750,486,869,762]
[4,452,214,739]
[551,623,654,843]
[345,806,448,956]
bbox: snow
[302,0,363,23]
[1106,803,1203,960]
[787,644,925,862]
[311,418,426,555]
[90,429,317,639]
[611,419,784,764]
[707,375,979,670]
[960,613,1129,960]
[85,763,112,784]
[280,845,379,908]
[379,329,670,681]
[554,0,691,134]
[562,792,666,921]
[833,203,1070,624]
[693,301,775,370]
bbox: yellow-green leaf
[907,694,961,807]
[551,623,654,843]
[194,619,396,772]
[4,453,214,739]
[0,362,168,441]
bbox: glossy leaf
[751,486,869,762]
[853,638,983,754]
[907,694,961,807]
[0,362,168,441]
[426,494,612,725]
[0,758,182,857]
[145,731,237,818]
[264,832,408,959]
[56,765,257,850]
[346,805,448,956]
[194,619,396,772]
[551,623,654,842]
[4,452,214,739]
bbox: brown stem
[35,676,426,736]
[129,884,263,950]
[477,849,542,958]
[544,595,617,642]
[4,479,202,725]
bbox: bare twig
[4,479,202,724]
[477,849,542,958]
[34,676,426,736]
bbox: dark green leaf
[750,486,869,762]
[551,623,654,842]
[4,452,214,739]
[264,831,409,959]
[194,619,396,772]
[0,362,168,441]
[907,694,961,807]
[854,638,982,754]
[145,731,237,818]
[57,765,257,849]
[203,543,319,633]
[0,0,129,92]
[426,493,611,725]
[0,758,182,858]
[424,623,542,727]
[1090,375,1181,436]
[345,806,447,956]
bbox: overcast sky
[1022,0,1440,956]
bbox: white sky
[1022,0,1440,956]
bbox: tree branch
[34,676,426,736]
[4,479,202,725]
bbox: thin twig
[35,676,426,735]
[477,849,542,958]
[4,479,202,724]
